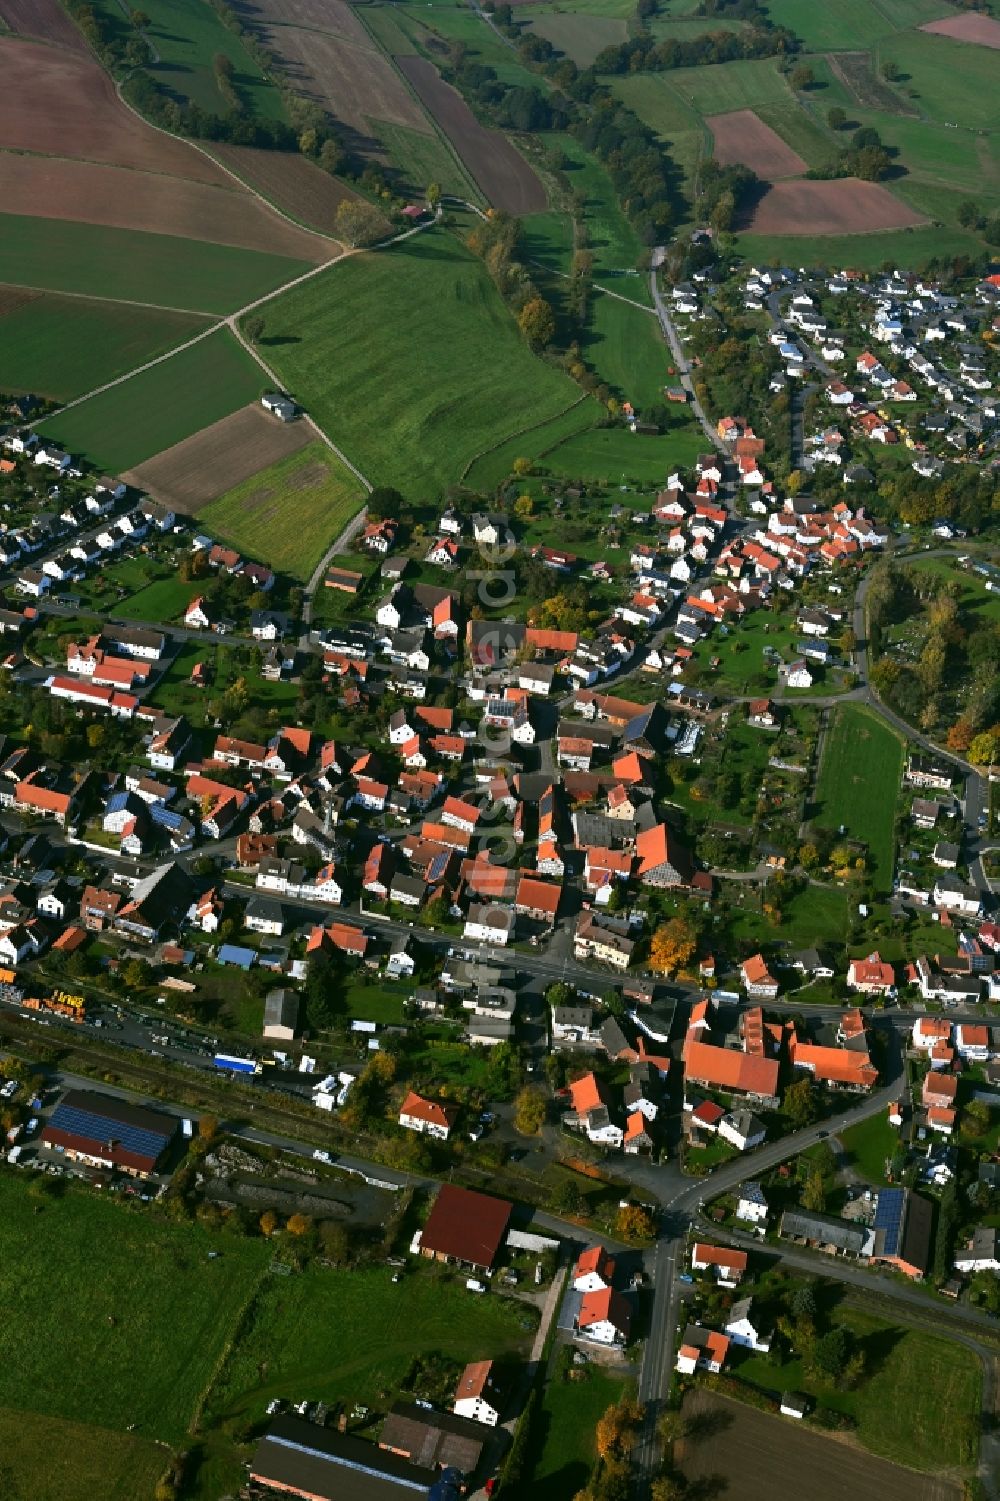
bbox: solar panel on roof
[150,803,184,831]
[874,1187,905,1257]
[49,1102,170,1159]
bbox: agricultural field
[732,1306,980,1473]
[0,152,334,262]
[810,703,904,891]
[210,145,358,236]
[119,0,287,119]
[199,442,367,581]
[676,1390,957,1499]
[0,0,91,52]
[763,0,954,51]
[206,1261,536,1423]
[240,0,438,168]
[397,56,546,213]
[0,290,208,402]
[526,9,628,66]
[735,222,983,269]
[37,330,266,472]
[253,229,582,498]
[708,109,806,178]
[666,57,794,117]
[877,28,1000,131]
[0,1176,268,1444]
[123,402,314,513]
[0,215,315,314]
[922,10,1000,46]
[745,178,926,235]
[462,398,598,490]
[0,39,225,181]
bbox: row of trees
[591,20,798,78]
[466,213,557,350]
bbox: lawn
[0,1176,268,1444]
[723,880,851,950]
[839,1110,899,1184]
[342,979,409,1025]
[120,0,287,119]
[206,1262,535,1422]
[0,215,310,314]
[523,1363,628,1501]
[0,1407,166,1501]
[810,703,905,891]
[37,330,265,472]
[735,1306,980,1471]
[152,641,302,726]
[120,575,196,623]
[254,230,582,498]
[200,442,366,582]
[0,292,208,403]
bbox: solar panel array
[873,1186,905,1256]
[49,1101,170,1160]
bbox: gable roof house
[398,1091,456,1141]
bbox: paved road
[649,264,726,456]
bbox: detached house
[398,1091,456,1141]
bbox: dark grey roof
[780,1208,866,1254]
[251,1417,433,1501]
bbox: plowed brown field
[746,178,926,235]
[708,109,807,180]
[0,40,227,183]
[921,11,1000,48]
[211,145,358,235]
[0,153,336,260]
[237,0,371,44]
[0,0,90,53]
[122,402,313,512]
[677,1393,958,1501]
[397,56,545,214]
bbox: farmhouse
[418,1184,512,1271]
[40,1089,176,1178]
[779,1208,867,1258]
[868,1187,933,1280]
[379,1402,485,1475]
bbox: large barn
[40,1089,177,1178]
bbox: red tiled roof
[685,1040,779,1098]
[420,1184,512,1269]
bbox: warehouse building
[40,1089,177,1178]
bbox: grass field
[735,223,983,268]
[839,1110,899,1184]
[0,215,310,313]
[522,210,575,277]
[542,418,703,484]
[0,1176,268,1444]
[0,292,207,402]
[110,0,286,120]
[253,230,581,498]
[463,398,599,489]
[37,330,265,471]
[207,1262,535,1422]
[584,294,669,406]
[200,442,366,581]
[523,1365,628,1501]
[527,10,628,66]
[763,0,952,50]
[877,29,1000,131]
[811,704,904,891]
[735,1306,980,1471]
[0,1407,166,1501]
[905,556,1000,628]
[548,132,652,301]
[375,121,482,201]
[666,57,793,116]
